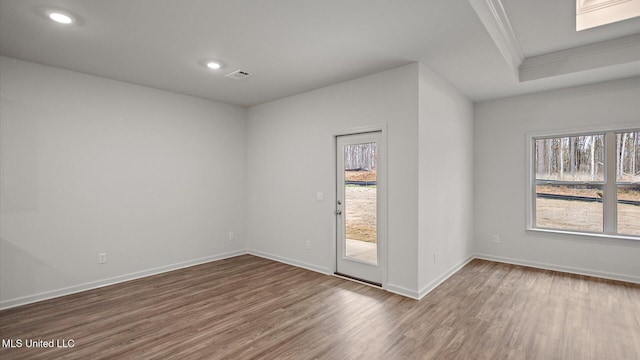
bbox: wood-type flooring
[1,255,639,359]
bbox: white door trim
[331,124,388,288]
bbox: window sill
[526,228,640,242]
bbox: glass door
[336,131,384,285]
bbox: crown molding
[470,0,640,82]
[468,0,524,78]
[520,33,640,81]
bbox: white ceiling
[503,0,640,56]
[1,0,639,107]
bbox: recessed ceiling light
[48,12,74,24]
[199,59,227,71]
[206,61,221,70]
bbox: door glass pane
[344,142,377,264]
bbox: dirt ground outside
[537,184,640,202]
[344,171,378,243]
[342,173,640,241]
[345,186,377,243]
[345,170,376,182]
[536,198,640,235]
[536,184,640,234]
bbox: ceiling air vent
[225,70,251,80]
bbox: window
[576,0,640,31]
[529,129,640,238]
[617,131,640,236]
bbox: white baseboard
[0,250,247,310]
[387,255,475,300]
[247,249,332,275]
[4,250,637,310]
[474,253,640,284]
[385,283,420,299]
[417,255,475,300]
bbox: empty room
[1,0,639,359]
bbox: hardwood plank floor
[1,255,639,359]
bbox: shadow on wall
[0,238,65,304]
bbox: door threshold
[334,272,382,287]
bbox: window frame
[526,125,640,241]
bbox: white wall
[10,52,631,309]
[474,77,640,281]
[0,57,247,307]
[418,64,474,296]
[246,64,420,294]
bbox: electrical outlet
[98,253,107,264]
[228,232,235,241]
[493,235,500,244]
[305,241,311,249]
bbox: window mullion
[603,131,617,234]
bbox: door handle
[336,210,342,215]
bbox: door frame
[331,124,388,288]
